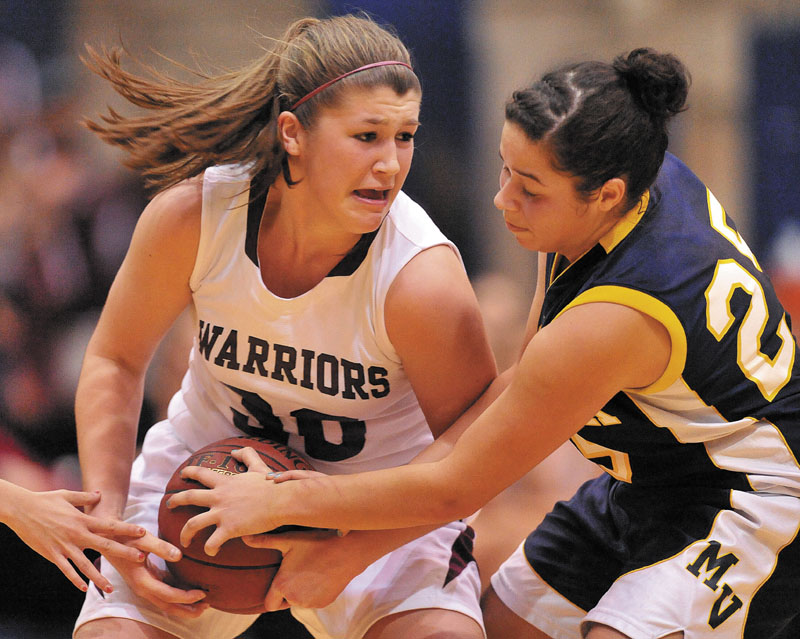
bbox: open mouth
[354,189,389,202]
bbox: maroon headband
[290,60,414,111]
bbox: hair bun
[613,48,690,120]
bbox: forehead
[500,121,554,173]
[320,85,421,122]
[501,121,541,158]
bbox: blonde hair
[83,14,420,193]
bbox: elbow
[440,497,481,523]
[423,475,484,524]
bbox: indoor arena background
[1,1,798,637]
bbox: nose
[494,178,515,212]
[374,141,400,176]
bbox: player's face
[495,121,614,262]
[296,86,421,234]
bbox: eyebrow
[363,116,421,126]
[499,151,544,184]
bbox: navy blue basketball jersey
[541,153,800,492]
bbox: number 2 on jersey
[705,189,795,401]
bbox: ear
[597,177,627,213]
[277,111,304,157]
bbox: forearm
[266,459,467,531]
[269,372,519,531]
[265,373,550,531]
[75,353,145,518]
[338,524,442,568]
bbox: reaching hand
[101,529,209,618]
[2,485,145,593]
[166,446,324,556]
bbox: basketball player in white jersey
[72,14,496,639]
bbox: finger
[202,526,236,557]
[243,533,285,550]
[69,551,114,594]
[263,582,290,612]
[142,556,207,605]
[145,580,207,605]
[156,601,211,619]
[89,535,147,564]
[131,534,182,562]
[87,517,146,540]
[52,555,91,593]
[269,469,314,483]
[178,465,224,488]
[60,489,102,508]
[179,511,218,549]
[231,447,270,473]
[166,486,215,509]
[139,581,209,618]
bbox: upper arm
[385,245,497,437]
[85,179,202,376]
[439,301,672,508]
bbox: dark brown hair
[505,48,690,210]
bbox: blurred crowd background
[0,1,798,637]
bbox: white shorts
[74,421,484,639]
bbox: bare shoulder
[127,176,204,263]
[385,242,490,364]
[386,244,477,326]
[389,244,468,300]
[140,176,203,232]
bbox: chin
[511,234,539,252]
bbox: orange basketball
[157,436,314,613]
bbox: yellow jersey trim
[556,284,687,394]
[549,190,651,285]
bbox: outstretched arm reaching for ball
[175,300,671,532]
[0,480,147,593]
[169,251,543,556]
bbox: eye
[355,132,377,142]
[522,188,538,199]
[397,131,415,143]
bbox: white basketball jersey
[166,164,459,475]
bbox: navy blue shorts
[492,473,800,638]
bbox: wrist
[83,490,125,519]
[0,480,26,521]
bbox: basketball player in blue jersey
[173,48,800,638]
[71,14,496,639]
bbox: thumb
[263,577,291,612]
[243,533,287,550]
[245,527,334,549]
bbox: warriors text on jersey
[168,164,461,474]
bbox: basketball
[157,436,314,614]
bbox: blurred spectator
[0,37,153,466]
[0,35,170,638]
